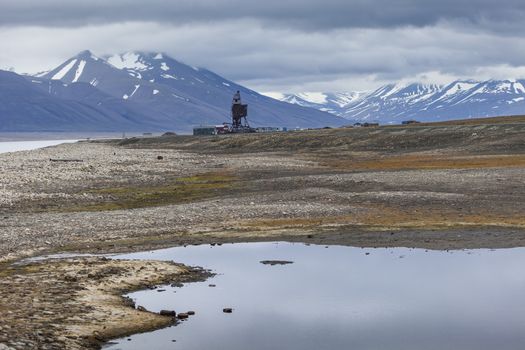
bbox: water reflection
[107,243,525,350]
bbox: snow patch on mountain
[52,59,77,80]
[295,92,328,104]
[107,52,148,71]
[72,60,86,83]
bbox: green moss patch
[70,172,238,212]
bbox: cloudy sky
[1,0,525,93]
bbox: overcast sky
[1,0,525,93]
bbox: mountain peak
[75,50,100,61]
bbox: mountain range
[3,50,525,132]
[275,80,525,124]
[0,50,343,132]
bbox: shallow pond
[106,242,525,350]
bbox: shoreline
[0,256,211,350]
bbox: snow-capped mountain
[277,80,525,123]
[30,50,342,132]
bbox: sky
[1,0,525,93]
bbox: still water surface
[107,242,525,350]
[0,140,77,154]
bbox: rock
[223,308,233,313]
[136,306,147,312]
[159,310,176,317]
[260,260,294,266]
[122,297,135,309]
[177,313,189,319]
[187,311,195,315]
[64,274,78,282]
[208,284,216,287]
[157,156,164,160]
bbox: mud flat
[0,116,524,348]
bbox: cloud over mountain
[2,1,525,93]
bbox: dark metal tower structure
[231,90,250,131]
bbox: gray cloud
[1,0,525,32]
[1,1,525,93]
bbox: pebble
[159,310,176,317]
[177,313,189,320]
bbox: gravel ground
[0,128,524,262]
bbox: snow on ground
[262,92,286,100]
[52,59,77,80]
[296,92,328,104]
[161,74,178,80]
[72,60,86,83]
[107,52,148,70]
[129,85,140,98]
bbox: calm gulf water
[0,140,77,154]
[106,243,525,350]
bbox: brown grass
[242,206,525,231]
[323,154,525,171]
[414,115,525,127]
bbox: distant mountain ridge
[276,80,525,123]
[25,50,342,132]
[0,70,152,132]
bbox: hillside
[0,70,153,132]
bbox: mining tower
[230,91,253,133]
